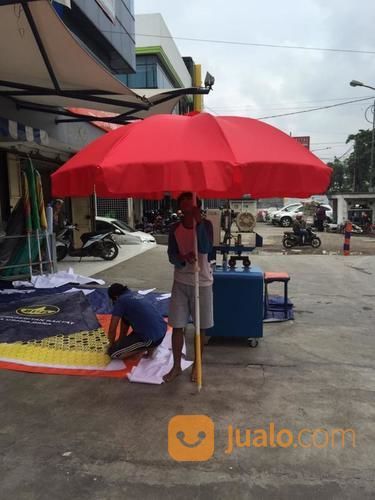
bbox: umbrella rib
[206,115,238,164]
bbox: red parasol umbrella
[51,113,331,200]
[52,113,332,390]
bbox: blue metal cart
[207,264,264,347]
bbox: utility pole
[350,80,375,192]
[370,99,375,192]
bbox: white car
[265,206,282,223]
[95,217,156,245]
[272,203,333,227]
[272,203,303,227]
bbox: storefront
[0,105,104,236]
[331,193,375,225]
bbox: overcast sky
[135,0,375,162]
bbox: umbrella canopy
[51,112,332,392]
[51,113,332,199]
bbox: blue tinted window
[119,54,177,89]
[156,65,174,89]
[120,62,157,88]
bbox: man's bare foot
[163,366,182,382]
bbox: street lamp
[350,80,375,191]
[350,80,375,91]
[204,72,215,90]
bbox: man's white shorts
[168,281,214,329]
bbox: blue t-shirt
[112,291,167,342]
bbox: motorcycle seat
[80,231,110,244]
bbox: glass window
[119,56,176,89]
[96,220,113,231]
[112,220,135,232]
[122,62,157,88]
[156,65,174,89]
[284,204,301,212]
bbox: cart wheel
[228,257,236,268]
[243,257,251,268]
[248,339,258,348]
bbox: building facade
[120,13,202,223]
[55,0,136,74]
[0,0,136,236]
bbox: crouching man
[107,283,167,359]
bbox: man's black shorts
[107,333,164,359]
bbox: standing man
[52,199,65,234]
[315,205,326,231]
[163,192,214,383]
[107,283,167,359]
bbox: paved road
[242,223,375,255]
[1,245,374,499]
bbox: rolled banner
[47,204,54,235]
[34,169,48,230]
[22,171,32,234]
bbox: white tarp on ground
[12,268,105,288]
[128,332,193,384]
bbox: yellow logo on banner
[16,305,60,317]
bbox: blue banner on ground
[0,287,171,316]
[0,291,100,343]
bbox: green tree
[346,129,372,192]
[327,157,349,192]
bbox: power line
[337,146,354,160]
[206,95,375,110]
[311,147,332,152]
[131,32,375,55]
[312,144,347,150]
[208,102,372,113]
[257,97,374,120]
[311,141,347,145]
[205,97,374,123]
[323,146,353,162]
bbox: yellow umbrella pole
[193,193,202,392]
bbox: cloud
[135,0,375,160]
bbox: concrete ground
[56,241,156,277]
[1,243,375,499]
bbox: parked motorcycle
[56,224,119,262]
[282,228,321,249]
[324,222,363,234]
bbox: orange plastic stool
[264,272,290,319]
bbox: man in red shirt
[163,192,214,383]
